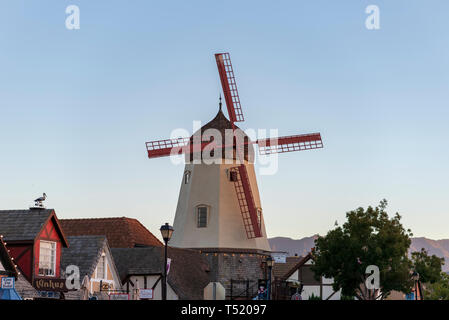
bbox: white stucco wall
[170,162,270,251]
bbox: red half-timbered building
[0,209,69,297]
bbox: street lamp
[411,271,420,300]
[160,223,174,300]
[266,256,274,300]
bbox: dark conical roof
[188,109,253,162]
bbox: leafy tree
[311,200,413,300]
[411,248,444,284]
[424,273,449,300]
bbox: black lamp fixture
[266,256,274,300]
[160,223,174,300]
[160,223,174,243]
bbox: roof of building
[0,209,68,246]
[15,274,39,299]
[188,108,253,162]
[279,253,313,281]
[272,256,304,279]
[111,246,211,300]
[61,235,110,279]
[60,217,163,248]
[0,235,18,277]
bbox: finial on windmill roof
[219,94,222,111]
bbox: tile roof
[272,256,303,279]
[0,209,53,241]
[60,217,163,248]
[61,235,108,279]
[111,246,211,300]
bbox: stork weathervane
[145,53,323,240]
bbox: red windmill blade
[215,53,244,124]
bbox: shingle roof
[61,236,107,278]
[0,209,53,241]
[60,217,163,248]
[111,247,211,300]
[0,209,68,246]
[272,256,303,279]
[15,274,39,299]
[188,109,253,162]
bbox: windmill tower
[145,53,323,295]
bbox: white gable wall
[125,275,178,300]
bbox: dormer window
[38,241,56,276]
[196,206,209,228]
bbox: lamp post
[411,271,420,300]
[160,223,174,300]
[266,256,274,300]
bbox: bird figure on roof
[34,193,47,208]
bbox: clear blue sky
[1,0,448,241]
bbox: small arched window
[196,205,209,228]
[184,171,191,184]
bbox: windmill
[145,53,323,249]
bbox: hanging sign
[167,258,172,275]
[1,277,15,289]
[109,293,130,300]
[139,289,153,300]
[33,278,68,292]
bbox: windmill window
[229,170,238,182]
[197,206,209,228]
[184,171,191,184]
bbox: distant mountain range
[268,236,449,272]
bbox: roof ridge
[61,217,132,221]
[132,219,163,246]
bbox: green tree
[425,273,449,300]
[311,200,413,300]
[411,248,444,284]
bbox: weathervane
[32,193,47,209]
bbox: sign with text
[109,293,130,300]
[139,289,153,300]
[33,278,69,292]
[1,277,15,289]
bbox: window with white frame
[184,171,191,184]
[197,206,208,228]
[38,241,56,276]
[96,254,106,279]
